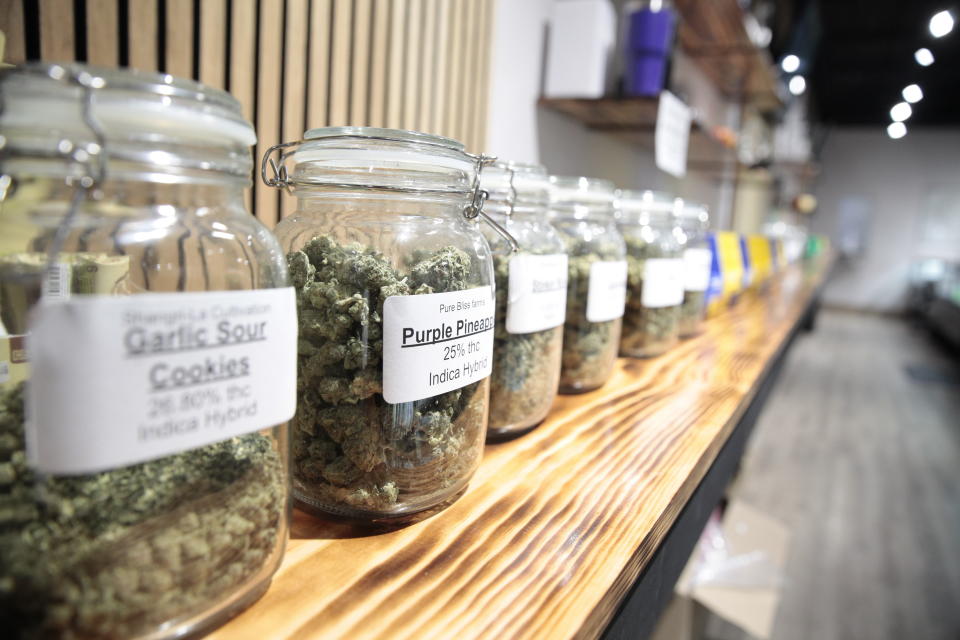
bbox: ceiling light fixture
[890,102,913,122]
[781,54,800,73]
[914,47,935,66]
[929,10,955,37]
[887,122,907,139]
[902,84,923,103]
[788,75,806,96]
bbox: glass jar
[0,63,293,638]
[266,127,495,522]
[548,176,628,393]
[677,201,711,337]
[479,162,565,440]
[616,190,684,357]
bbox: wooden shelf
[538,96,741,172]
[208,258,831,640]
[674,0,783,111]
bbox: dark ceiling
[800,0,960,125]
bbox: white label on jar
[641,258,685,308]
[382,286,494,404]
[683,248,713,292]
[506,254,569,334]
[586,260,628,323]
[26,288,298,475]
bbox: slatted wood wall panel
[0,0,496,228]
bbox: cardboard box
[651,501,790,640]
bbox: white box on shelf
[544,0,616,99]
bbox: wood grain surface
[209,260,830,640]
[673,0,781,110]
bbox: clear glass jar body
[273,128,493,521]
[618,192,683,357]
[0,65,289,639]
[677,204,710,337]
[549,178,627,393]
[480,164,565,439]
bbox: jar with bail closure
[263,127,497,522]
[479,161,566,440]
[616,190,685,357]
[0,63,295,638]
[547,176,628,393]
[676,201,711,337]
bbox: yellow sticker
[715,231,744,303]
[747,235,773,286]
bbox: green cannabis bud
[621,237,681,357]
[0,382,286,639]
[488,254,562,436]
[557,232,623,392]
[678,290,707,337]
[287,235,485,515]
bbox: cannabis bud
[488,253,563,437]
[287,235,485,516]
[556,229,624,392]
[621,237,681,357]
[0,382,285,638]
[679,290,707,337]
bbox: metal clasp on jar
[0,64,109,290]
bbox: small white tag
[506,254,569,334]
[42,263,70,300]
[655,90,692,178]
[27,288,298,475]
[683,248,713,292]
[382,286,495,404]
[586,260,628,322]
[641,258,685,308]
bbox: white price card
[586,260,628,322]
[27,288,298,475]
[506,254,569,334]
[683,247,713,292]
[641,258,685,308]
[655,90,692,178]
[382,286,495,404]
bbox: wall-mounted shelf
[674,0,783,112]
[538,96,741,174]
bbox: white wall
[812,127,960,313]
[485,0,552,163]
[484,0,739,227]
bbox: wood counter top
[210,260,830,640]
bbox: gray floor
[705,309,960,640]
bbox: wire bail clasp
[465,154,520,254]
[261,140,301,191]
[17,65,110,277]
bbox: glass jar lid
[678,200,710,224]
[266,126,518,251]
[281,126,478,195]
[548,175,616,207]
[615,189,680,225]
[0,62,256,182]
[480,160,549,210]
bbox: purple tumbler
[625,1,676,97]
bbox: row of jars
[0,62,713,639]
[479,167,712,442]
